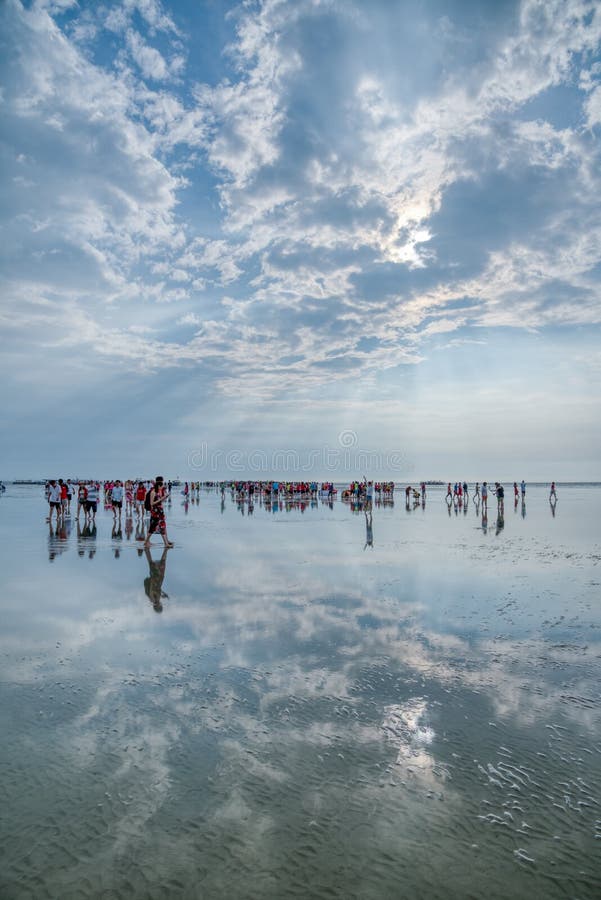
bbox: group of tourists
[223,481,336,500]
[45,477,174,547]
[445,480,524,511]
[45,477,560,546]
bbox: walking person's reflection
[364,510,374,550]
[144,547,170,612]
[48,522,63,562]
[521,499,526,519]
[78,518,97,558]
[550,497,557,517]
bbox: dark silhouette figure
[144,547,170,612]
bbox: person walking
[111,480,124,521]
[135,481,146,517]
[550,481,557,501]
[85,481,99,522]
[144,477,174,548]
[47,480,62,525]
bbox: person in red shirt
[59,479,68,516]
[135,481,147,517]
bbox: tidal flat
[1,484,600,899]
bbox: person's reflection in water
[125,515,133,541]
[482,508,488,534]
[135,516,146,544]
[144,547,170,612]
[77,518,97,558]
[112,516,123,557]
[364,510,374,550]
[521,499,526,519]
[221,495,226,514]
[48,523,62,562]
[495,512,505,535]
[550,497,557,517]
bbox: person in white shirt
[47,480,62,525]
[111,480,124,520]
[85,482,99,521]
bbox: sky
[1,0,600,481]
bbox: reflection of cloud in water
[381,699,440,786]
[67,677,179,856]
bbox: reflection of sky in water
[0,486,600,898]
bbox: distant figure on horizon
[549,481,557,500]
[521,480,526,497]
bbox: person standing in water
[549,481,557,500]
[85,481,99,522]
[521,480,526,498]
[144,477,173,548]
[47,480,62,525]
[111,479,124,522]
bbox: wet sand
[0,484,600,899]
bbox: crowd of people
[45,477,174,547]
[44,477,559,539]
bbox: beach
[1,482,600,899]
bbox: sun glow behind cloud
[0,0,600,477]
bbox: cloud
[1,0,601,471]
[126,29,171,81]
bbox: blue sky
[1,0,600,480]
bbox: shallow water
[1,484,600,899]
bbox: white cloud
[2,0,601,422]
[126,29,171,81]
